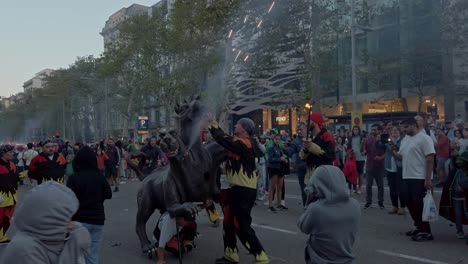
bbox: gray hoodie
[298,165,361,264]
[0,181,90,264]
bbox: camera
[380,133,390,144]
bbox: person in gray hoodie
[298,165,361,264]
[0,181,90,264]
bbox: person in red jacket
[0,144,18,245]
[436,128,451,186]
[343,149,358,192]
[28,139,67,184]
[96,148,109,177]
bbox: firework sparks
[234,50,242,62]
[244,55,249,62]
[268,1,275,13]
[228,29,233,39]
[257,20,263,28]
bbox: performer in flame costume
[208,116,269,264]
[0,144,20,244]
[28,139,67,184]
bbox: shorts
[105,165,118,178]
[356,161,365,174]
[268,168,284,178]
[436,157,448,172]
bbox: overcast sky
[0,0,158,97]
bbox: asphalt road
[1,174,467,264]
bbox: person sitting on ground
[298,165,361,264]
[153,212,197,264]
[0,181,90,264]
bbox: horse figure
[135,96,227,257]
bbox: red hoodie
[342,149,357,185]
[96,153,109,171]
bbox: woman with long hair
[347,126,366,194]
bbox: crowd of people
[0,113,467,263]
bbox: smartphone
[380,133,390,144]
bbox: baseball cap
[310,112,328,126]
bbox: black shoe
[277,205,288,211]
[406,229,420,237]
[0,240,10,246]
[412,232,434,242]
[215,257,238,264]
[268,207,276,212]
[378,203,385,210]
[113,186,119,192]
[364,203,371,209]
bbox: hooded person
[0,181,90,264]
[67,146,112,264]
[298,165,361,264]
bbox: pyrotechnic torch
[305,103,312,141]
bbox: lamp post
[351,0,357,112]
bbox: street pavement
[1,174,468,264]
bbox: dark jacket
[28,152,66,184]
[303,129,336,169]
[267,144,283,169]
[104,145,120,166]
[286,136,307,171]
[67,146,112,225]
[439,167,468,225]
[209,126,264,189]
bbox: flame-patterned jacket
[0,159,18,207]
[209,125,263,190]
[28,152,66,184]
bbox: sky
[0,0,158,97]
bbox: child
[96,148,109,177]
[342,149,358,192]
[440,151,468,243]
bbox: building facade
[321,0,468,123]
[100,4,152,49]
[23,69,55,94]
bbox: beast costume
[28,152,67,184]
[0,155,17,243]
[209,118,269,264]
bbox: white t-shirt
[23,149,38,166]
[399,131,435,180]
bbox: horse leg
[136,189,156,254]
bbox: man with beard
[391,118,435,242]
[207,115,269,264]
[300,112,335,184]
[28,139,67,184]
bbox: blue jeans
[82,223,104,264]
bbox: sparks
[244,55,249,62]
[244,16,248,23]
[228,29,233,39]
[268,1,275,13]
[257,20,263,28]
[232,48,236,51]
[234,50,242,62]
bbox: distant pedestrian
[0,181,90,264]
[298,165,361,264]
[267,134,288,212]
[104,138,121,192]
[435,128,450,186]
[67,146,112,264]
[347,126,366,194]
[23,143,38,170]
[385,126,406,215]
[363,124,386,209]
[286,122,308,207]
